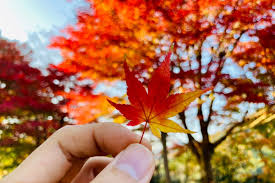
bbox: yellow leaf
[156,89,210,119]
[113,115,126,124]
[150,124,161,138]
[151,119,195,134]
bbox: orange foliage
[60,92,110,124]
[51,0,273,123]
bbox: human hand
[1,123,155,183]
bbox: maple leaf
[108,53,211,142]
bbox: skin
[0,123,155,183]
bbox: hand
[1,123,155,183]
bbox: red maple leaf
[108,53,211,142]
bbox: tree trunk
[201,148,214,183]
[161,132,171,183]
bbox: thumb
[91,144,155,183]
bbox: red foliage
[0,37,70,146]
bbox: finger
[72,157,113,183]
[60,158,87,183]
[2,123,151,183]
[91,144,155,183]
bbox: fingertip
[92,143,155,183]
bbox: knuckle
[54,125,75,137]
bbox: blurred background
[0,0,274,182]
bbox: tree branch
[161,132,171,183]
[179,112,201,162]
[213,111,248,147]
[212,29,246,87]
[206,97,214,124]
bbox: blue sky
[0,0,87,41]
[0,0,88,68]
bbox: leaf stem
[139,121,148,144]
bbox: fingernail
[114,144,154,180]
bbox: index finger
[2,123,151,183]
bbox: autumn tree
[51,0,274,182]
[169,105,275,182]
[0,37,73,175]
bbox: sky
[0,0,87,42]
[0,0,88,68]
